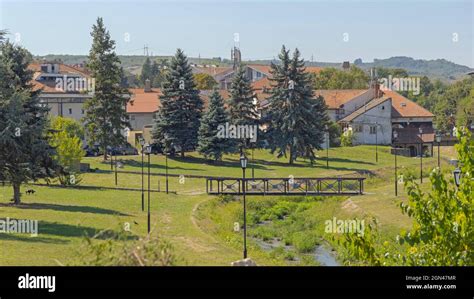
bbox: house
[30,61,93,124]
[127,80,161,131]
[336,88,434,155]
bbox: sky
[1,0,473,67]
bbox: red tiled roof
[29,62,91,94]
[251,77,271,91]
[127,88,162,113]
[314,89,368,109]
[384,90,434,118]
[128,88,220,113]
[29,62,90,77]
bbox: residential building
[30,61,93,124]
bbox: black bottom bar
[0,267,471,298]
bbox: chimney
[342,61,350,70]
[375,82,380,98]
[144,79,151,92]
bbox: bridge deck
[206,177,365,196]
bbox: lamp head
[144,144,152,155]
[419,127,423,134]
[240,152,248,169]
[393,130,398,139]
[453,168,461,187]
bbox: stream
[252,226,341,266]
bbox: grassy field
[0,145,457,266]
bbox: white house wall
[129,113,155,131]
[351,99,392,145]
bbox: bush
[291,231,319,253]
[73,229,177,266]
[340,128,354,147]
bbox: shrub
[73,229,177,266]
[292,231,319,253]
[340,128,354,147]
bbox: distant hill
[34,54,473,82]
[357,56,473,82]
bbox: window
[130,115,135,121]
[68,108,72,115]
[81,109,84,115]
[353,124,362,133]
[369,125,377,134]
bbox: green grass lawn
[0,145,457,266]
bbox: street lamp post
[240,152,248,259]
[419,127,423,183]
[393,130,398,196]
[114,153,118,186]
[375,122,378,163]
[110,147,113,170]
[436,133,442,168]
[251,148,255,179]
[144,144,152,234]
[325,125,329,169]
[140,139,145,212]
[165,152,169,194]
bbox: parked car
[83,144,102,157]
[140,143,176,155]
[109,143,138,156]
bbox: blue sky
[1,0,473,67]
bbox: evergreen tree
[152,49,203,157]
[228,65,259,150]
[197,89,234,161]
[83,18,130,160]
[0,41,61,204]
[140,57,152,85]
[265,46,329,164]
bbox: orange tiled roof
[128,88,220,113]
[251,77,272,91]
[29,62,91,94]
[127,88,162,113]
[383,90,434,118]
[314,89,368,109]
[28,62,90,77]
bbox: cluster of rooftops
[28,61,434,122]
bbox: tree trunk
[12,182,21,205]
[181,149,185,158]
[288,147,294,165]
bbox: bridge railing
[206,177,365,196]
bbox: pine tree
[152,49,203,157]
[0,41,61,204]
[265,46,329,164]
[228,65,259,150]
[140,57,152,85]
[83,18,130,160]
[197,89,234,161]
